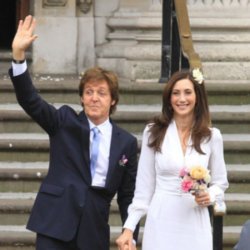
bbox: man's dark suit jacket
[9,69,138,249]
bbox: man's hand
[12,15,38,60]
[123,243,137,250]
[116,228,136,250]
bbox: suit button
[79,203,84,208]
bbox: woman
[116,69,229,250]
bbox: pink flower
[181,179,194,192]
[179,167,188,178]
[119,155,128,167]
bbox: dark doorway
[0,0,30,50]
[0,0,16,49]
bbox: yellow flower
[189,166,208,180]
[204,173,211,183]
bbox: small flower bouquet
[179,166,211,194]
[119,155,128,167]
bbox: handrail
[159,1,226,249]
[159,0,202,83]
[174,0,202,70]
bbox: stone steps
[0,163,249,194]
[0,191,249,226]
[0,50,31,75]
[0,132,249,163]
[0,192,123,227]
[0,104,250,134]
[96,15,250,81]
[0,224,241,250]
[224,193,250,226]
[0,163,250,231]
[1,76,250,105]
[0,133,49,162]
[0,225,135,250]
[227,165,250,193]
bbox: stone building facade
[1,0,250,82]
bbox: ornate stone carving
[77,0,92,14]
[43,0,67,7]
[152,0,162,3]
[187,0,250,6]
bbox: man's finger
[29,18,36,34]
[22,15,33,30]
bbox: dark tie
[90,127,100,178]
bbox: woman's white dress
[124,120,229,250]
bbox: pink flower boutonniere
[179,166,211,194]
[119,155,128,167]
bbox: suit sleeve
[9,68,60,135]
[208,128,229,203]
[123,125,156,232]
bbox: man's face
[81,80,115,125]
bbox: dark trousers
[36,233,77,250]
[36,189,110,250]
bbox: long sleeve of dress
[207,128,229,203]
[123,125,156,231]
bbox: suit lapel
[105,123,121,186]
[78,111,92,184]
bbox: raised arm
[12,15,38,61]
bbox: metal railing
[159,0,201,83]
[159,1,225,250]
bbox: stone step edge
[107,15,250,29]
[0,162,248,169]
[1,103,250,111]
[0,108,250,123]
[0,192,250,208]
[0,225,241,245]
[0,133,249,151]
[1,164,250,183]
[0,51,32,62]
[1,77,250,92]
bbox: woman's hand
[194,190,211,207]
[116,228,136,250]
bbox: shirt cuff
[12,60,27,77]
[123,211,142,232]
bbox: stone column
[76,0,95,73]
[32,0,78,74]
[96,0,163,83]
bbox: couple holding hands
[9,15,228,250]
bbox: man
[233,220,250,250]
[9,15,138,250]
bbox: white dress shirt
[12,60,27,76]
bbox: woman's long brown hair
[148,70,211,154]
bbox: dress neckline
[172,120,191,159]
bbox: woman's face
[170,78,196,118]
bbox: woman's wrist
[123,228,133,234]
